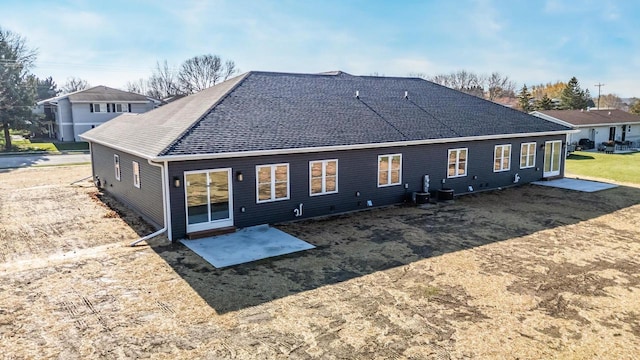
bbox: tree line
[0,26,237,150]
[125,55,238,99]
[2,26,640,151]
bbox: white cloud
[470,0,504,38]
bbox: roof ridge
[158,72,252,156]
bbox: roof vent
[355,90,360,99]
[608,111,611,115]
[404,91,409,99]
[580,109,583,112]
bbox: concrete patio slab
[532,178,618,192]
[180,225,315,268]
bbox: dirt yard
[1,165,639,359]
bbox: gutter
[129,159,170,246]
[149,130,578,162]
[84,129,576,164]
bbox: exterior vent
[404,91,409,99]
[355,90,360,99]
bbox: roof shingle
[81,71,571,159]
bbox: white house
[35,86,159,142]
[531,109,640,149]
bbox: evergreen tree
[584,89,595,108]
[517,84,533,112]
[535,94,554,110]
[630,100,640,115]
[0,27,38,150]
[559,76,590,110]
[36,76,60,100]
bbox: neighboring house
[35,86,159,142]
[531,109,640,149]
[81,71,573,241]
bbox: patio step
[186,226,237,240]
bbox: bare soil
[1,165,639,359]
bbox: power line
[595,83,605,109]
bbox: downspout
[129,159,169,246]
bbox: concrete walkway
[0,154,91,169]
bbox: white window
[310,159,338,196]
[114,154,121,181]
[520,142,536,169]
[115,103,129,113]
[132,161,140,188]
[256,163,289,203]
[448,148,467,178]
[494,144,511,172]
[92,103,108,113]
[378,154,402,187]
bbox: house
[35,86,159,142]
[80,71,573,241]
[531,109,640,150]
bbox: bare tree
[177,54,238,94]
[125,78,148,95]
[597,94,623,109]
[61,76,90,94]
[426,70,484,97]
[424,70,517,100]
[486,72,516,101]
[147,60,180,100]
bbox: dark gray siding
[91,142,164,228]
[167,135,565,239]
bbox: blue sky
[1,0,638,97]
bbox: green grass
[0,137,89,153]
[566,151,640,185]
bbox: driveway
[0,153,90,169]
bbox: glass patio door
[185,168,233,233]
[543,141,562,177]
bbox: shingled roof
[81,71,571,160]
[39,85,151,104]
[535,109,640,126]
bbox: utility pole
[595,83,605,109]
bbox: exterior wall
[131,103,155,113]
[571,124,640,147]
[627,124,640,143]
[56,98,74,141]
[90,142,164,228]
[167,135,565,239]
[71,102,154,142]
[51,101,154,142]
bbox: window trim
[377,154,402,187]
[92,103,108,113]
[132,161,140,188]
[309,159,338,196]
[114,154,121,181]
[255,163,290,203]
[115,103,129,113]
[520,142,537,169]
[447,148,468,178]
[493,144,512,172]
